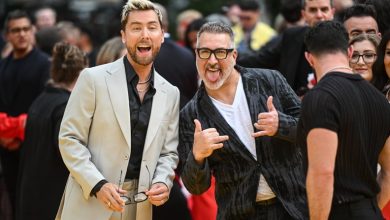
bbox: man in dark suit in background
[238,0,335,96]
[154,4,198,109]
[152,3,194,220]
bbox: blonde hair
[96,37,125,65]
[349,33,380,48]
[121,0,162,30]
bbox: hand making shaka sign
[192,119,229,165]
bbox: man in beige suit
[56,0,179,219]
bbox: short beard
[128,47,160,66]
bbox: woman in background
[95,36,126,65]
[16,42,87,220]
[372,31,390,219]
[349,33,380,82]
[372,31,390,101]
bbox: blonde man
[56,0,179,219]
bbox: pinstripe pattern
[179,66,308,220]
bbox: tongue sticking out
[207,70,220,82]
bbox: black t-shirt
[0,48,50,116]
[297,72,390,204]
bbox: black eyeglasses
[118,166,150,205]
[196,48,234,60]
[350,53,377,64]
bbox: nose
[208,52,218,64]
[357,56,365,65]
[315,10,324,19]
[140,27,150,38]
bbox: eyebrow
[129,21,159,25]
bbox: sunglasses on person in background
[196,48,234,60]
[350,53,377,64]
[118,166,150,205]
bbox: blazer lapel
[105,59,131,148]
[143,72,167,152]
[239,67,268,124]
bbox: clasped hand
[97,182,170,212]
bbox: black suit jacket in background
[155,37,198,109]
[238,26,312,94]
[179,66,308,220]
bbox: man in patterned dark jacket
[178,22,308,220]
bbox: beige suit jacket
[56,58,179,220]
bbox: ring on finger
[107,201,111,207]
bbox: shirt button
[124,155,129,160]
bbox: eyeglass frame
[350,53,377,64]
[118,165,150,205]
[196,47,234,60]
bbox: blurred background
[0,0,280,47]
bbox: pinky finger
[252,131,268,138]
[211,143,224,150]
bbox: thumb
[267,96,275,112]
[194,119,202,133]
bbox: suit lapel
[105,59,131,148]
[240,67,268,125]
[143,72,167,152]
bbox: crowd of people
[0,0,390,220]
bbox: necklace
[138,74,152,84]
[323,66,353,75]
[137,83,150,93]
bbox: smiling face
[121,10,164,67]
[349,39,377,81]
[196,32,237,91]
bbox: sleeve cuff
[90,179,108,197]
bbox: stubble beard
[128,46,160,66]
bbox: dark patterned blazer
[179,65,308,220]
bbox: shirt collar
[123,56,155,86]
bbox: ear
[330,8,336,18]
[232,49,238,60]
[304,51,314,67]
[301,9,306,23]
[120,30,126,44]
[161,30,165,43]
[347,45,354,59]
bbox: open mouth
[137,45,151,53]
[206,68,221,82]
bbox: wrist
[192,151,205,165]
